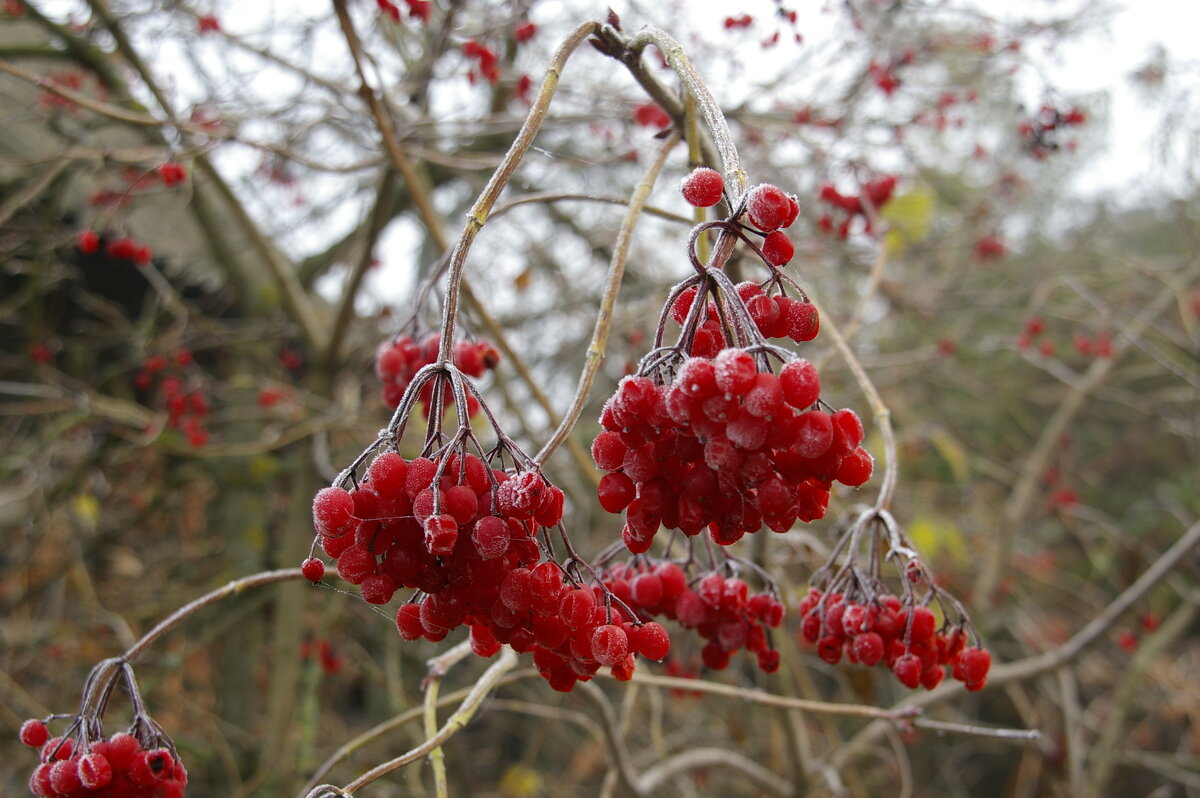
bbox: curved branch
[535,132,681,466]
[637,747,792,796]
[338,648,518,794]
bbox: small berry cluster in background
[376,0,430,23]
[1017,316,1113,361]
[973,234,1007,261]
[374,333,499,414]
[816,175,897,238]
[632,102,671,129]
[463,39,500,84]
[77,230,153,266]
[132,351,210,448]
[1019,103,1086,159]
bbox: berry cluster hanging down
[374,332,499,413]
[307,356,679,691]
[23,728,188,798]
[594,359,872,554]
[18,664,189,798]
[599,559,785,673]
[592,176,873,554]
[799,589,991,690]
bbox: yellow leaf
[882,185,935,255]
[908,516,966,566]
[499,764,542,797]
[71,493,101,530]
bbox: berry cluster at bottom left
[21,721,188,798]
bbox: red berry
[77,752,113,789]
[313,487,356,536]
[336,544,376,585]
[471,515,510,559]
[396,603,423,640]
[921,665,945,690]
[77,230,100,254]
[591,623,630,666]
[681,167,725,207]
[634,622,671,660]
[784,300,819,342]
[360,572,397,604]
[301,557,325,582]
[893,653,922,688]
[745,183,795,231]
[423,514,459,555]
[49,759,82,794]
[761,230,795,266]
[959,647,991,685]
[597,472,636,513]
[559,587,596,630]
[131,748,175,784]
[851,632,884,666]
[836,447,874,487]
[19,719,49,748]
[779,359,820,408]
[367,452,408,496]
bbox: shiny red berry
[681,167,724,207]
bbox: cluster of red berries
[37,70,87,112]
[132,352,209,447]
[593,353,873,553]
[376,0,430,23]
[306,449,674,691]
[1015,316,1057,358]
[681,173,800,267]
[156,162,186,187]
[307,450,562,602]
[671,280,818,356]
[463,39,500,84]
[373,333,499,414]
[20,721,188,798]
[604,561,784,673]
[1073,329,1113,359]
[816,175,897,238]
[196,15,220,33]
[77,230,154,266]
[798,589,992,691]
[1019,104,1086,159]
[722,14,753,29]
[463,563,672,693]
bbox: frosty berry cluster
[20,722,187,798]
[593,356,872,553]
[373,333,499,413]
[799,588,992,691]
[307,448,669,691]
[671,280,818,357]
[601,560,785,673]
